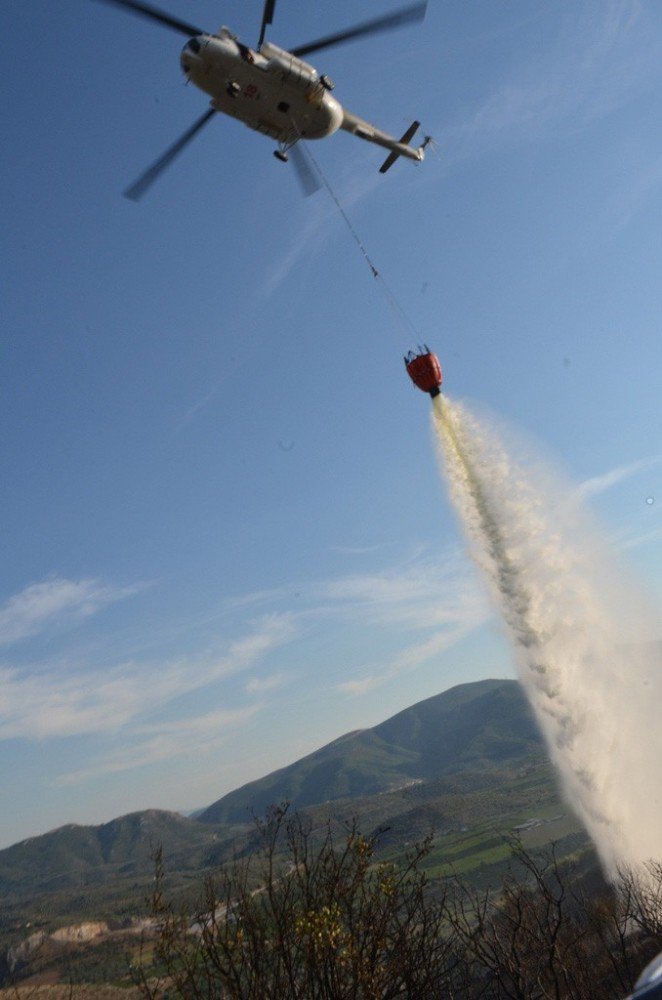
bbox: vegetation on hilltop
[5,679,640,995]
[0,680,546,910]
[198,679,542,825]
[134,805,662,1000]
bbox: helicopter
[94,0,431,199]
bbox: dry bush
[136,811,662,1000]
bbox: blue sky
[1,0,661,849]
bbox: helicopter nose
[181,36,202,73]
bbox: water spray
[407,371,660,874]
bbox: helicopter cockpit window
[186,38,201,54]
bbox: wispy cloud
[245,672,288,695]
[260,155,384,296]
[443,1,660,163]
[337,618,484,699]
[339,676,379,697]
[221,548,486,630]
[221,552,490,696]
[316,555,486,632]
[331,543,386,556]
[0,613,296,741]
[261,196,333,296]
[178,382,223,428]
[616,526,662,553]
[57,704,264,786]
[0,577,147,647]
[577,457,661,500]
[287,553,489,698]
[0,553,489,782]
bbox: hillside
[198,678,543,824]
[1,679,595,988]
[1,679,544,902]
[0,810,230,900]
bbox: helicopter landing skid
[275,126,303,163]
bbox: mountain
[0,809,226,899]
[198,678,544,825]
[0,680,550,905]
[2,677,590,989]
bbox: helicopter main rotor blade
[124,108,215,201]
[291,1,426,58]
[93,0,204,38]
[290,144,322,197]
[257,0,277,49]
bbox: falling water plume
[432,394,661,874]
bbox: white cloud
[0,577,147,647]
[338,676,380,697]
[613,525,662,553]
[222,551,490,700]
[57,705,263,786]
[577,457,661,500]
[245,673,288,695]
[331,543,386,556]
[226,616,293,661]
[443,1,659,162]
[0,553,489,781]
[0,613,296,742]
[221,549,484,626]
[337,619,485,700]
[315,555,488,632]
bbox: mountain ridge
[199,678,541,823]
[0,678,544,900]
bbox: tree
[444,838,662,1000]
[137,805,460,1000]
[136,811,662,1000]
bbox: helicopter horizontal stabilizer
[379,120,421,173]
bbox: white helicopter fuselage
[180,27,426,166]
[181,28,344,144]
[98,0,429,198]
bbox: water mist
[433,395,661,874]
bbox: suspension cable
[303,145,423,344]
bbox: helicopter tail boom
[341,110,425,171]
